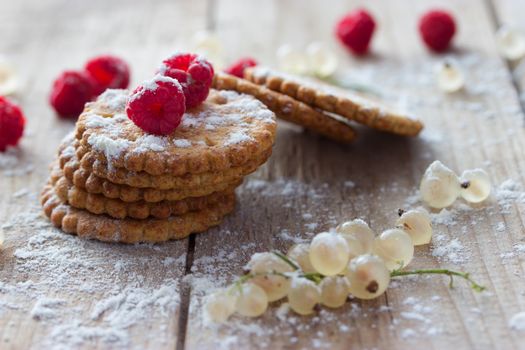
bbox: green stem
[391,269,486,292]
[272,250,300,270]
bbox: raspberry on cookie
[159,52,214,108]
[126,75,186,136]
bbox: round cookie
[244,67,424,137]
[51,165,236,220]
[75,88,277,176]
[57,134,243,201]
[75,146,271,189]
[41,183,236,244]
[213,72,357,144]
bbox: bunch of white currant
[420,160,491,209]
[204,209,433,323]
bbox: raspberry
[159,53,214,109]
[126,75,186,136]
[419,10,456,52]
[0,97,25,152]
[224,57,258,78]
[85,55,130,95]
[49,71,96,118]
[335,9,376,55]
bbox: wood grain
[1,0,525,349]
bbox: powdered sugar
[509,312,525,331]
[83,89,275,162]
[0,194,185,349]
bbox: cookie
[57,135,241,202]
[51,165,235,220]
[244,67,424,136]
[41,183,236,243]
[75,89,277,176]
[212,72,357,144]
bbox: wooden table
[1,0,525,349]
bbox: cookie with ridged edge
[58,137,242,203]
[50,164,236,219]
[41,183,236,243]
[74,88,276,176]
[57,134,242,202]
[244,67,424,136]
[74,146,271,189]
[212,72,357,144]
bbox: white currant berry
[495,26,525,60]
[436,61,464,93]
[420,160,461,209]
[287,243,316,273]
[203,289,237,323]
[276,44,310,75]
[246,252,293,302]
[459,169,491,203]
[346,254,390,300]
[309,232,350,276]
[396,208,433,246]
[234,283,268,317]
[372,228,414,271]
[306,42,338,78]
[191,30,224,69]
[336,219,375,253]
[0,57,18,96]
[287,277,321,315]
[320,276,350,308]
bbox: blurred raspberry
[0,96,25,151]
[224,57,258,78]
[49,70,96,118]
[419,10,456,52]
[335,9,376,55]
[85,55,130,95]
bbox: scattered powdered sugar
[173,139,192,148]
[97,89,129,111]
[0,193,185,349]
[509,312,525,331]
[0,146,34,176]
[224,130,253,146]
[88,134,131,161]
[134,134,169,152]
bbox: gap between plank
[175,234,196,350]
[485,0,525,113]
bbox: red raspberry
[159,53,214,109]
[224,57,258,78]
[126,75,186,136]
[0,97,25,152]
[419,10,456,52]
[85,55,131,95]
[49,71,96,118]
[335,9,376,55]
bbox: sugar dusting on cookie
[82,89,275,163]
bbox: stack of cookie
[213,67,424,142]
[41,88,276,243]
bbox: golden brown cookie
[75,89,276,176]
[51,165,236,220]
[58,139,242,202]
[74,146,271,189]
[244,67,424,136]
[213,72,357,144]
[41,183,236,243]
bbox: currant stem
[390,268,486,292]
[272,250,300,270]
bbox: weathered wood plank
[185,0,525,349]
[0,0,207,349]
